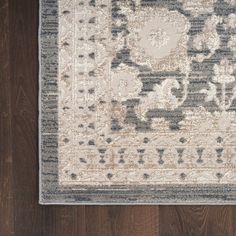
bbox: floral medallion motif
[125,7,191,72]
[110,64,142,101]
[201,59,236,111]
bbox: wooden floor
[0,0,236,235]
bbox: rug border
[38,0,42,205]
[39,0,236,205]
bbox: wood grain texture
[0,0,236,235]
[0,0,13,235]
[159,206,234,236]
[233,206,236,236]
[85,206,159,236]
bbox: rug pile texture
[40,0,236,204]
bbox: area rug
[39,0,236,204]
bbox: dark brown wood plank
[159,206,234,236]
[0,0,13,235]
[48,206,86,236]
[85,206,159,236]
[233,206,236,236]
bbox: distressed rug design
[39,0,236,204]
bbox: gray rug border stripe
[39,0,236,205]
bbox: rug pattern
[40,0,236,203]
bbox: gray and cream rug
[39,0,236,204]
